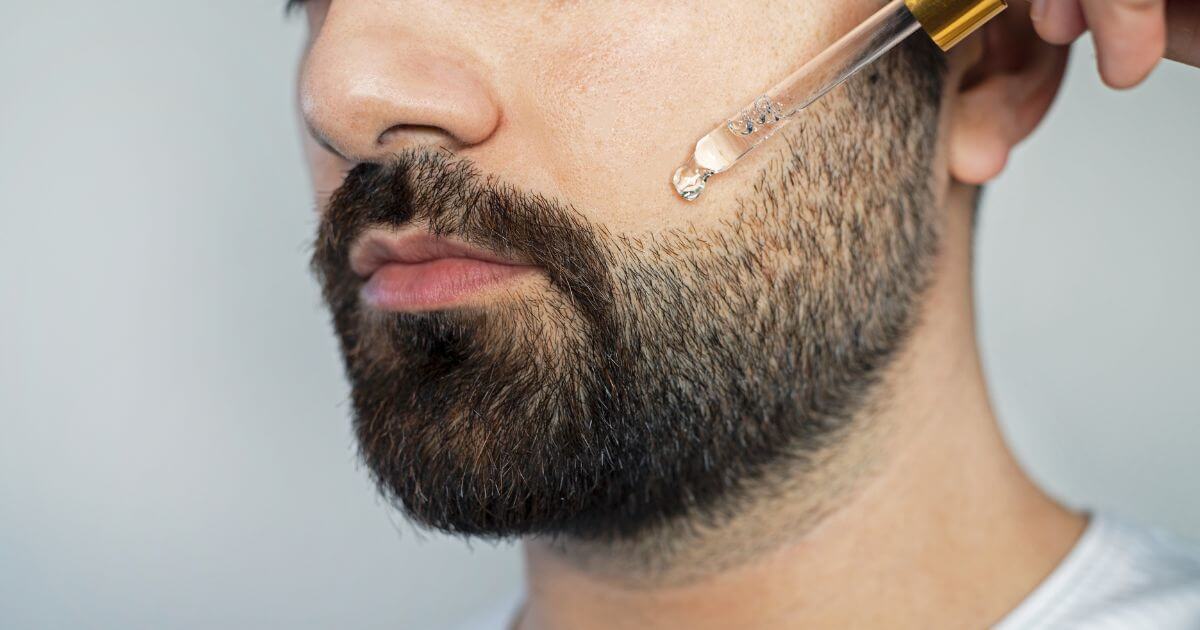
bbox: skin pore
[296,1,1086,628]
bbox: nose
[299,6,501,163]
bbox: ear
[945,4,1071,185]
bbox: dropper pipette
[673,0,1007,201]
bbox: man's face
[298,0,947,541]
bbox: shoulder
[997,512,1200,629]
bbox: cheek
[529,3,841,234]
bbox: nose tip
[300,27,501,163]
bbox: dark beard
[310,38,946,544]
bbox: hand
[1029,0,1200,87]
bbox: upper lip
[349,229,530,278]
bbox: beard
[311,38,946,544]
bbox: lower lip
[360,258,538,311]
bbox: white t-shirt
[451,513,1200,629]
[994,513,1200,629]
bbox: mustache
[310,150,615,324]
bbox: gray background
[1,2,1197,629]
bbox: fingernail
[1031,0,1047,21]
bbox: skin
[294,1,1197,628]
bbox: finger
[1078,0,1168,88]
[1031,0,1088,44]
[1166,0,1200,67]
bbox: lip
[349,229,538,311]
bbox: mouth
[349,228,540,312]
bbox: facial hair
[310,38,946,545]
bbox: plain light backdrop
[2,2,1197,629]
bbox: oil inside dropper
[671,102,788,201]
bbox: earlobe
[945,8,1070,185]
[949,103,1013,185]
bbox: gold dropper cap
[904,0,1008,50]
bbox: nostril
[377,124,464,152]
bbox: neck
[514,183,1085,630]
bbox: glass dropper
[672,0,1007,201]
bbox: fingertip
[1035,0,1088,44]
[1095,34,1166,89]
[1096,62,1151,89]
[1081,0,1168,89]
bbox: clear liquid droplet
[673,163,714,202]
